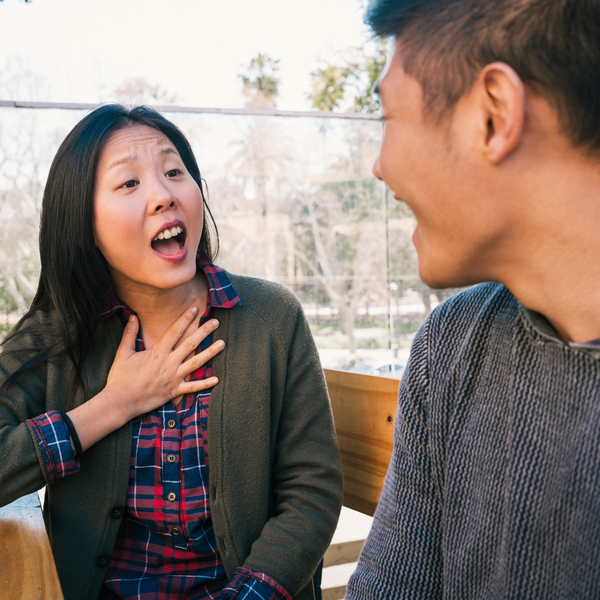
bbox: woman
[0,105,342,600]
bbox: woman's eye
[166,169,180,178]
[122,180,137,189]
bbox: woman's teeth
[154,226,183,241]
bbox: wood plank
[323,539,365,567]
[325,369,399,516]
[0,492,64,600]
[322,585,348,600]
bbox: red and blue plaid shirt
[28,262,291,600]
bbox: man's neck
[498,156,600,343]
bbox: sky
[0,0,372,110]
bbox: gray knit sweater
[347,283,600,599]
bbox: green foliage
[239,53,281,109]
[308,39,389,113]
[308,64,354,112]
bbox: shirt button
[167,419,176,428]
[171,527,181,536]
[166,454,177,463]
[109,505,124,519]
[95,553,111,568]
[167,492,177,502]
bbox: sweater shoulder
[226,272,303,318]
[1,308,54,354]
[418,282,520,368]
[221,273,309,352]
[429,282,518,334]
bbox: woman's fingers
[116,314,139,356]
[171,318,221,363]
[178,339,225,379]
[108,309,223,414]
[155,306,200,352]
[176,376,220,398]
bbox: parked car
[367,360,405,379]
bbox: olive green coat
[0,274,343,600]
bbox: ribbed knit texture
[347,283,600,599]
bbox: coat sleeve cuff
[27,410,80,484]
[221,567,292,600]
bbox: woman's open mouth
[151,225,187,259]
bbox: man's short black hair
[366,0,600,154]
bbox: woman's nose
[147,178,177,213]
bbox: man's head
[368,0,600,289]
[367,0,600,153]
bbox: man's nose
[373,156,384,181]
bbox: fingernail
[209,319,219,329]
[129,315,136,322]
[216,340,225,350]
[190,306,199,315]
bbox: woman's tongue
[152,237,181,255]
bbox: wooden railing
[0,369,398,600]
[321,369,399,600]
[325,369,398,516]
[0,492,63,600]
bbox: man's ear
[477,62,526,164]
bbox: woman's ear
[476,62,526,164]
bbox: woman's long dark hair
[0,104,219,400]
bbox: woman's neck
[114,272,208,349]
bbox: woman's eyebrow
[107,148,177,170]
[160,147,178,158]
[108,155,136,170]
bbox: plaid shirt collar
[99,260,241,321]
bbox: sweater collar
[520,304,600,357]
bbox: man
[346,1,600,598]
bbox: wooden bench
[0,492,63,600]
[321,369,399,600]
[0,369,398,600]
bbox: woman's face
[93,125,204,297]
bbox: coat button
[171,527,181,536]
[167,492,177,502]
[167,419,176,428]
[95,553,111,568]
[166,454,177,463]
[110,505,124,519]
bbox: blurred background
[0,0,462,374]
[0,1,463,595]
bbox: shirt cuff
[221,567,292,600]
[27,410,80,484]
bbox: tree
[308,39,389,113]
[113,77,179,106]
[0,61,50,328]
[212,54,293,281]
[239,53,281,109]
[293,178,386,353]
